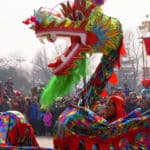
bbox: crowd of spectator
[92,83,150,116]
[108,83,150,113]
[0,77,150,137]
[0,77,53,136]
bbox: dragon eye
[68,14,73,20]
[75,10,84,20]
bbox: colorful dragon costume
[24,0,150,149]
[24,0,126,109]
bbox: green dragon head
[24,0,126,109]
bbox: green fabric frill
[40,56,88,109]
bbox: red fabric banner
[142,78,150,88]
[143,37,150,55]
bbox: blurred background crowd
[0,77,150,137]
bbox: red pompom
[30,16,36,23]
[23,19,30,25]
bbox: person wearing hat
[104,95,126,122]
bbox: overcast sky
[0,0,149,61]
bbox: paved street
[36,136,54,149]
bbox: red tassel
[109,71,118,84]
[99,89,107,97]
[120,38,127,56]
[120,44,127,56]
[116,38,127,69]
